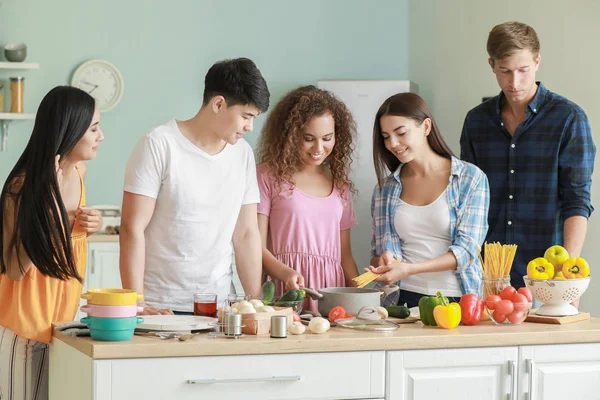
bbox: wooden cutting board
[525,312,590,324]
[387,316,420,324]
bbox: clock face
[71,60,124,112]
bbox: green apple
[544,245,570,268]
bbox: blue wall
[0,0,409,205]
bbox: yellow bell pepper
[553,271,566,280]
[433,294,461,329]
[562,257,590,279]
[527,257,554,280]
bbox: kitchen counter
[87,233,119,242]
[49,318,600,400]
[52,317,600,359]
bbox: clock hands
[80,80,99,94]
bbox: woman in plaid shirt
[366,93,490,308]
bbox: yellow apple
[544,245,570,268]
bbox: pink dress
[257,164,357,313]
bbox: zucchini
[385,305,411,319]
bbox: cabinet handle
[507,360,516,400]
[91,249,96,274]
[186,375,301,385]
[526,358,535,400]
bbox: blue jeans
[173,311,194,316]
[398,290,461,309]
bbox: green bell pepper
[418,291,448,326]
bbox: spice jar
[0,82,4,112]
[10,77,24,113]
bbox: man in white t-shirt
[120,58,270,315]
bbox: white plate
[136,315,217,332]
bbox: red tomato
[344,314,354,319]
[328,306,346,321]
[493,310,507,323]
[292,311,301,323]
[513,302,531,312]
[499,286,517,300]
[517,287,533,302]
[511,293,528,304]
[495,299,515,315]
[507,311,525,324]
[485,295,501,310]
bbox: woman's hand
[365,261,413,285]
[76,207,103,234]
[282,268,305,291]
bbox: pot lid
[335,317,399,331]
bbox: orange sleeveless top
[0,166,87,343]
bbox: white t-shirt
[124,119,260,311]
[393,189,462,297]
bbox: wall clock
[71,59,124,112]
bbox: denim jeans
[397,289,461,309]
[173,311,194,316]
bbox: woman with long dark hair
[368,92,489,308]
[0,86,104,400]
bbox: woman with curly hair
[256,85,358,313]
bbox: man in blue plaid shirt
[460,22,595,293]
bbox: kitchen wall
[0,0,410,207]
[408,0,600,314]
[2,0,598,315]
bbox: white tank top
[393,189,462,297]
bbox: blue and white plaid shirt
[461,82,595,289]
[371,156,489,305]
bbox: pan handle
[377,284,400,298]
[303,287,324,300]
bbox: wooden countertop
[52,318,600,360]
[87,234,119,242]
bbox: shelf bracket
[0,120,10,152]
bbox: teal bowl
[80,316,144,341]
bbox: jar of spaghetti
[10,77,25,113]
[483,276,511,299]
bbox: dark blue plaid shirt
[460,82,595,288]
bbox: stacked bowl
[80,289,144,341]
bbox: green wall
[0,0,410,205]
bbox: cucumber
[278,289,299,302]
[385,305,411,319]
[296,289,306,301]
[261,281,275,304]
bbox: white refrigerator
[317,80,418,272]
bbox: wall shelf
[0,114,36,152]
[0,113,35,120]
[0,62,40,70]
[0,63,40,151]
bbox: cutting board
[136,315,217,332]
[525,311,590,324]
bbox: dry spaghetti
[352,270,379,288]
[480,242,518,298]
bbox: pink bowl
[80,304,142,318]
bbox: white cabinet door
[75,241,121,321]
[388,347,518,400]
[95,351,385,400]
[86,241,121,290]
[519,343,600,400]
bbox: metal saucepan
[303,285,399,317]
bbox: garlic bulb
[308,317,331,334]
